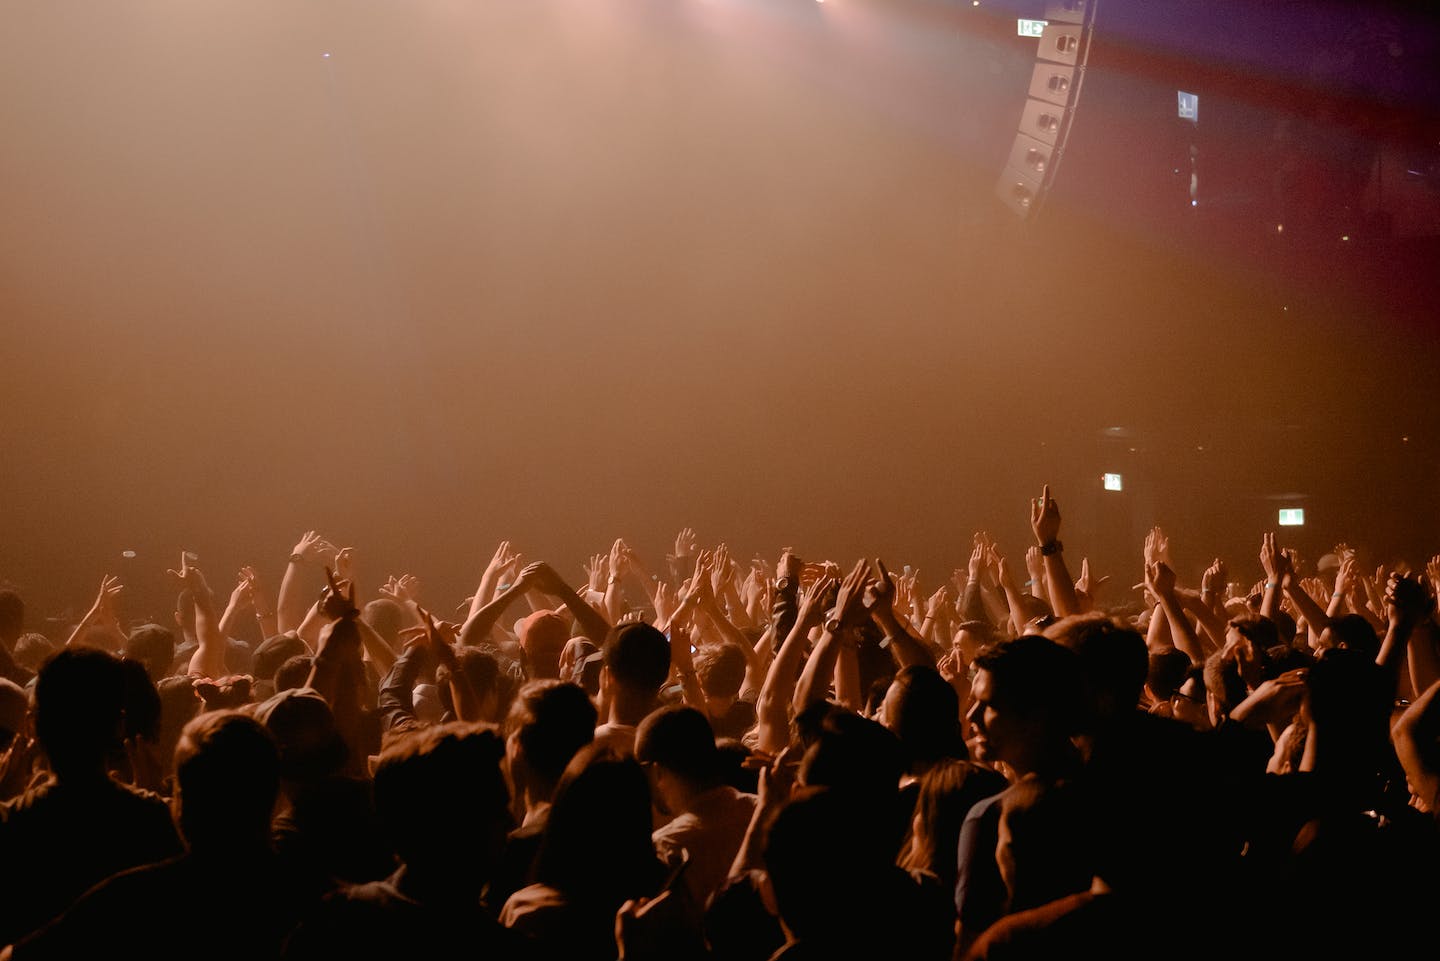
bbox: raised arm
[1146,561,1206,668]
[865,559,936,670]
[757,575,834,754]
[795,560,868,715]
[1259,532,1285,623]
[457,564,538,649]
[277,531,338,634]
[1032,485,1079,617]
[1394,678,1440,814]
[470,540,521,620]
[1379,573,1434,696]
[169,555,226,678]
[533,562,611,644]
[65,575,127,651]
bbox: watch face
[824,618,843,634]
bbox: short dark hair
[505,680,596,789]
[973,634,1084,735]
[252,633,310,687]
[373,722,511,872]
[174,711,279,849]
[124,624,176,682]
[275,654,314,693]
[884,665,964,770]
[603,623,671,694]
[635,704,720,785]
[34,647,126,775]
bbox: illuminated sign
[1017,19,1048,37]
[1278,508,1305,526]
[1102,473,1123,492]
[1177,91,1198,122]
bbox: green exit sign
[1017,19,1048,37]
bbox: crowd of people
[1,484,1437,960]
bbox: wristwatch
[1040,540,1063,556]
[823,615,843,634]
[776,576,795,592]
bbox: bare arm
[277,531,337,634]
[1147,562,1206,668]
[1032,485,1079,616]
[795,561,868,715]
[757,577,833,754]
[65,575,126,651]
[1394,678,1440,813]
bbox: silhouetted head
[34,647,127,780]
[635,705,720,814]
[1047,614,1148,727]
[504,679,596,803]
[602,622,670,699]
[880,665,965,772]
[373,722,512,890]
[533,744,657,902]
[124,624,176,683]
[173,710,279,853]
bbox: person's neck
[1006,740,1078,782]
[608,689,655,727]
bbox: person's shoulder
[499,883,568,928]
[0,777,57,822]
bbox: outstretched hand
[1031,484,1061,546]
[321,567,359,620]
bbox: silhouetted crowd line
[1,486,1438,960]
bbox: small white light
[1103,473,1123,492]
[322,52,331,58]
[1190,199,1198,207]
[122,550,137,559]
[1341,235,1349,241]
[1278,508,1305,527]
[1276,224,1284,233]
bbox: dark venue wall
[1,0,1437,624]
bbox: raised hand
[652,580,676,626]
[167,551,205,590]
[1031,484,1061,546]
[84,574,124,632]
[321,567,359,620]
[1260,532,1284,583]
[1143,527,1171,567]
[776,548,801,583]
[863,558,897,614]
[1386,572,1433,628]
[1144,560,1177,598]
[227,572,254,612]
[1024,546,1045,588]
[583,553,608,593]
[1074,557,1109,598]
[674,527,698,560]
[1201,558,1228,598]
[240,566,273,617]
[335,546,357,584]
[488,540,520,576]
[609,538,631,581]
[796,574,838,628]
[925,584,951,620]
[831,559,872,629]
[967,537,986,582]
[415,605,459,671]
[292,530,338,566]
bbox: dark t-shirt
[0,775,182,944]
[284,869,520,961]
[11,851,305,961]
